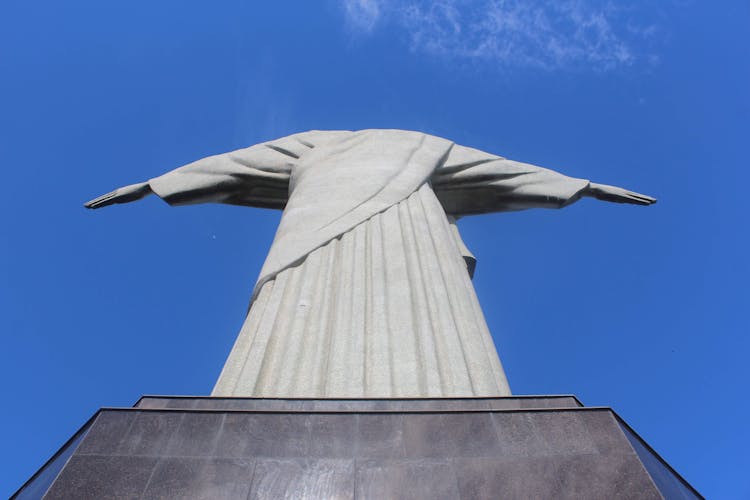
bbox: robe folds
[148,129,590,397]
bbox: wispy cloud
[341,0,383,33]
[340,0,661,71]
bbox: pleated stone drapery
[212,183,510,397]
[144,129,591,398]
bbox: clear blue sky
[1,0,747,497]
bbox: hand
[84,182,153,209]
[586,182,656,206]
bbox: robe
[148,129,590,397]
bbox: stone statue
[86,129,654,398]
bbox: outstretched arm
[85,182,153,209]
[433,144,655,215]
[584,182,655,206]
[81,133,324,211]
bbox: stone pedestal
[13,396,701,499]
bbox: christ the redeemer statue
[86,129,654,399]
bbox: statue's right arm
[84,181,153,209]
[82,135,314,210]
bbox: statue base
[14,396,700,499]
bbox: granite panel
[356,459,460,500]
[17,397,701,498]
[142,457,255,500]
[164,398,199,409]
[76,411,134,455]
[533,411,598,455]
[308,413,357,458]
[133,396,583,412]
[518,396,581,409]
[248,459,354,499]
[165,412,225,457]
[490,411,550,457]
[583,410,635,456]
[116,411,184,457]
[134,397,170,409]
[357,413,406,458]
[308,400,371,411]
[403,412,499,458]
[215,413,309,458]
[43,455,157,500]
[454,455,662,500]
[192,399,300,411]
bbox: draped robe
[148,129,590,397]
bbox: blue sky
[1,0,747,497]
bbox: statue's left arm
[433,144,655,215]
[84,134,318,210]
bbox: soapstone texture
[85,129,655,398]
[213,184,509,397]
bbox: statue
[86,129,654,398]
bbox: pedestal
[13,396,701,499]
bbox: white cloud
[341,0,383,33]
[341,0,660,71]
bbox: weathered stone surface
[14,396,700,499]
[248,459,354,499]
[134,395,583,411]
[356,459,460,500]
[44,455,158,500]
[142,458,254,500]
[85,130,654,398]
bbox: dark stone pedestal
[13,396,701,499]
